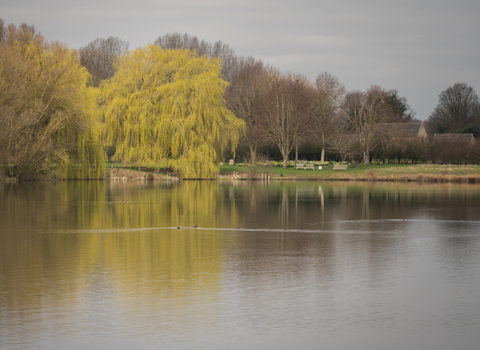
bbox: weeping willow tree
[0,21,105,180]
[61,87,106,179]
[101,44,244,179]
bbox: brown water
[1,180,480,350]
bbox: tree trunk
[3,162,12,178]
[249,146,257,165]
[321,148,325,163]
[283,155,288,168]
[295,143,298,166]
[363,150,370,165]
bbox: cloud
[1,0,480,119]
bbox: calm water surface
[1,180,480,350]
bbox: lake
[1,180,480,350]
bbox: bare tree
[329,131,359,162]
[308,72,346,163]
[154,32,238,82]
[427,83,480,134]
[260,73,310,168]
[155,32,210,54]
[78,36,129,87]
[342,85,394,164]
[0,19,6,43]
[225,57,276,164]
[210,40,238,83]
[2,22,43,47]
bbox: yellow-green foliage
[101,44,244,179]
[0,24,105,180]
[62,88,106,179]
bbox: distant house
[433,133,475,144]
[375,122,428,141]
[330,122,429,163]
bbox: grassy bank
[105,163,179,181]
[219,163,480,183]
[0,163,180,182]
[2,163,480,183]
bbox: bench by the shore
[296,163,315,170]
[333,164,348,171]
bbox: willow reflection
[2,180,480,342]
[0,181,243,338]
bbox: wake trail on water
[29,218,480,235]
[339,219,480,224]
[38,227,336,234]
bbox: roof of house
[375,122,425,138]
[433,133,474,142]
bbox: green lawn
[219,163,480,181]
[3,162,480,182]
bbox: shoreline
[2,164,480,183]
[218,163,480,183]
[219,173,480,183]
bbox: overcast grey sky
[2,0,480,119]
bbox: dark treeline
[3,20,480,181]
[147,33,480,166]
[151,33,417,166]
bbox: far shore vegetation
[219,163,480,183]
[2,20,480,182]
[3,162,480,183]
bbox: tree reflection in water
[1,181,480,349]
